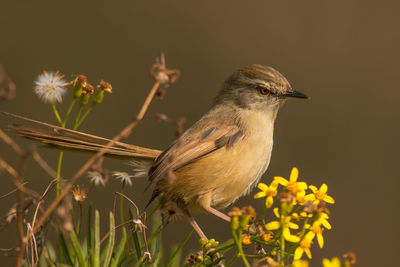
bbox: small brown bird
[11,64,308,240]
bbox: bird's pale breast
[168,110,275,209]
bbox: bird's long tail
[5,112,161,162]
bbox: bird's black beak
[285,89,309,99]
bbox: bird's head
[215,64,308,112]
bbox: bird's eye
[258,86,270,95]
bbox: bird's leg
[179,206,208,241]
[203,206,231,222]
[198,192,231,222]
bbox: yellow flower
[293,260,309,267]
[265,208,300,243]
[242,235,252,245]
[262,232,274,241]
[292,212,312,222]
[254,180,279,208]
[309,222,324,248]
[274,167,307,194]
[294,231,315,260]
[308,184,335,204]
[295,190,314,205]
[322,257,341,267]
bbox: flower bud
[230,216,239,230]
[72,75,87,98]
[93,80,112,104]
[195,255,203,263]
[79,84,94,105]
[199,238,207,247]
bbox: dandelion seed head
[87,171,106,186]
[34,71,68,103]
[112,171,133,186]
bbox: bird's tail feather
[5,112,161,162]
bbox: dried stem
[0,128,58,178]
[0,129,24,156]
[0,157,27,267]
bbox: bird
[10,64,308,240]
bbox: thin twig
[115,192,140,217]
[0,159,40,199]
[30,149,58,178]
[0,128,59,179]
[0,182,28,200]
[0,128,24,156]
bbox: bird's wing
[148,124,244,185]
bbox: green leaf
[58,230,74,265]
[40,243,56,267]
[102,212,116,267]
[110,227,127,267]
[165,230,193,267]
[87,204,93,252]
[70,230,86,267]
[129,209,141,261]
[92,210,100,267]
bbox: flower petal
[266,196,274,208]
[270,180,279,190]
[298,182,308,190]
[332,258,341,266]
[324,195,335,204]
[257,182,268,191]
[304,248,312,259]
[321,218,332,230]
[285,233,300,243]
[289,222,299,229]
[294,247,304,260]
[283,228,300,242]
[317,233,324,248]
[321,212,329,219]
[304,194,314,201]
[305,231,316,241]
[265,221,280,230]
[322,258,331,267]
[273,208,280,218]
[274,176,288,186]
[320,184,328,193]
[309,185,317,193]
[290,167,299,182]
[254,192,267,199]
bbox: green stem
[75,202,83,235]
[62,97,77,127]
[208,239,235,255]
[73,104,84,130]
[226,253,239,267]
[120,185,125,225]
[280,216,286,267]
[261,202,267,225]
[142,224,163,250]
[231,228,250,267]
[51,102,62,124]
[55,151,64,198]
[144,200,162,224]
[75,103,95,129]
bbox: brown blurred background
[1,0,399,266]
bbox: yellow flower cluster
[254,167,335,261]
